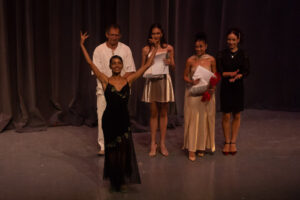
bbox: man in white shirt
[93,24,136,155]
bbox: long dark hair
[146,23,167,48]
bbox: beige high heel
[160,145,169,156]
[188,151,196,161]
[197,152,204,157]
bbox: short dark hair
[105,24,121,34]
[109,55,123,66]
[194,32,207,44]
[226,27,243,43]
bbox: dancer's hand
[163,49,172,65]
[230,69,239,77]
[235,74,243,79]
[208,88,215,94]
[191,79,200,85]
[148,38,159,48]
[148,38,155,45]
[80,31,89,45]
[229,77,236,82]
[229,73,242,82]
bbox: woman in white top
[141,24,175,157]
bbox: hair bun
[195,32,207,43]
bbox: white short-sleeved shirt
[92,42,136,94]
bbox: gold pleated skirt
[183,89,216,152]
[142,74,175,103]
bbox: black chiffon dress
[217,49,249,113]
[102,82,141,190]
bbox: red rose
[201,91,211,102]
[202,73,220,102]
[210,72,221,86]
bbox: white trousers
[97,93,106,150]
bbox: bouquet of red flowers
[201,72,221,102]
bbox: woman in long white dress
[183,33,217,161]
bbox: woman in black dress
[80,32,158,191]
[217,28,249,155]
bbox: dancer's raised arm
[80,31,108,88]
[127,40,158,84]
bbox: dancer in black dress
[80,32,158,191]
[217,28,249,155]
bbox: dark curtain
[0,0,299,133]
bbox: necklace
[230,51,238,59]
[229,48,239,58]
[196,54,209,59]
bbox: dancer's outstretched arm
[127,41,158,84]
[80,31,108,89]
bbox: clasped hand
[148,38,159,49]
[192,79,200,85]
[229,73,243,83]
[229,69,242,82]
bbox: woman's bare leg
[149,102,158,156]
[230,112,241,153]
[159,103,169,156]
[222,113,231,153]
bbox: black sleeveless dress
[102,82,141,190]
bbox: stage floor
[0,109,300,200]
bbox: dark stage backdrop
[0,0,299,132]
